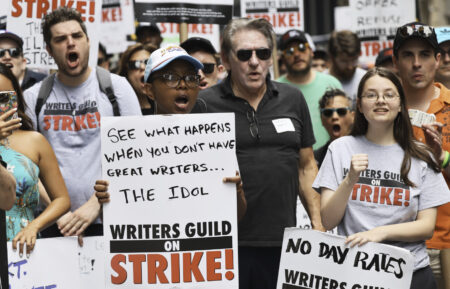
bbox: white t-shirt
[313,135,450,271]
[24,68,142,219]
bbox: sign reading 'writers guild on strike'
[133,0,233,25]
[277,229,414,289]
[101,114,239,288]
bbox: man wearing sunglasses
[277,29,342,150]
[0,31,46,91]
[180,37,225,89]
[435,27,450,89]
[393,22,450,289]
[197,18,324,289]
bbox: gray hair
[221,18,274,57]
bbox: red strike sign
[11,0,96,22]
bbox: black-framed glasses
[362,91,399,102]
[0,48,21,58]
[320,107,351,118]
[201,63,215,74]
[398,24,434,38]
[151,73,200,88]
[128,59,147,70]
[284,43,309,56]
[235,48,272,62]
[246,110,260,141]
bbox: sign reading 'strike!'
[101,114,239,288]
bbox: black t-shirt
[197,75,315,246]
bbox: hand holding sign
[345,227,385,247]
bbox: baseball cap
[144,45,203,83]
[375,48,394,66]
[280,29,315,51]
[0,31,23,49]
[180,37,217,55]
[435,27,450,45]
[393,22,439,55]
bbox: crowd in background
[0,6,449,289]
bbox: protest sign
[133,0,233,25]
[100,0,135,54]
[101,114,239,288]
[0,2,8,30]
[7,236,105,289]
[7,0,102,70]
[334,0,415,64]
[241,0,304,35]
[277,229,414,289]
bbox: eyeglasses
[128,59,147,70]
[0,48,21,58]
[235,48,272,62]
[398,24,434,38]
[284,43,309,56]
[320,107,351,118]
[151,73,200,88]
[201,63,216,74]
[246,110,260,141]
[362,91,399,102]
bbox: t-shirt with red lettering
[313,135,450,271]
[23,68,142,221]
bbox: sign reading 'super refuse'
[277,229,414,289]
[101,114,239,288]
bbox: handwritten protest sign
[7,0,102,69]
[334,0,415,64]
[277,229,414,289]
[7,236,105,289]
[133,0,233,25]
[241,0,304,35]
[101,114,239,288]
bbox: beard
[286,57,312,77]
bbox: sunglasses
[0,48,22,58]
[284,43,309,56]
[128,59,147,70]
[398,25,434,38]
[201,63,216,74]
[235,48,272,62]
[320,107,351,118]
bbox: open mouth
[199,80,208,89]
[67,52,79,68]
[174,95,189,110]
[332,124,341,133]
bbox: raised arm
[321,154,368,230]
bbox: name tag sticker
[272,118,295,133]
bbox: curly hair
[41,6,88,47]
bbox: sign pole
[180,22,188,42]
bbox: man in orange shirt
[394,22,450,289]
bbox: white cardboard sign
[101,114,239,288]
[277,229,414,289]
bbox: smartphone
[0,91,18,121]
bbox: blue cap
[435,27,450,45]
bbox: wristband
[442,151,450,169]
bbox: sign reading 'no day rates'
[101,114,239,288]
[277,229,414,289]
[133,0,233,25]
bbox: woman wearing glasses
[313,67,449,289]
[117,43,157,115]
[0,63,70,256]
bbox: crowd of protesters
[0,6,449,289]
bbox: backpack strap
[96,66,120,116]
[35,73,56,132]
